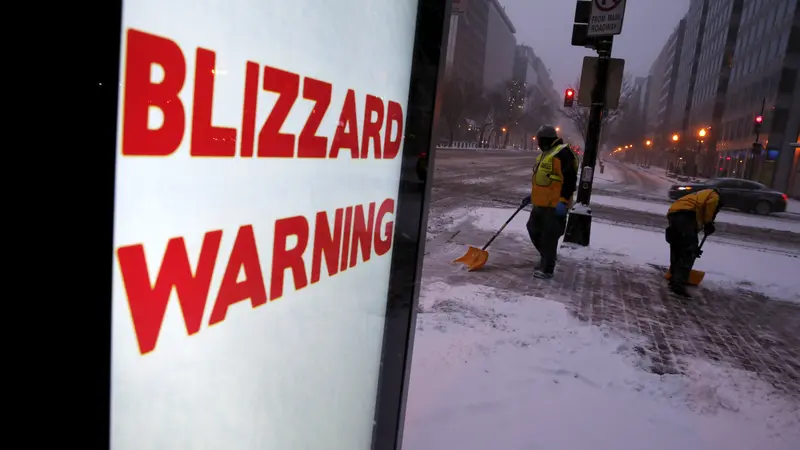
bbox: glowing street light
[645,140,652,146]
[698,128,707,138]
[501,127,507,133]
[672,133,679,142]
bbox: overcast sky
[502,0,692,89]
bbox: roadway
[427,148,800,251]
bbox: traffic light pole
[744,98,766,180]
[564,37,613,247]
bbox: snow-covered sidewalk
[441,206,800,302]
[404,283,800,450]
[407,205,800,449]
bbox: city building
[513,44,559,115]
[684,0,744,176]
[715,0,799,195]
[513,45,540,113]
[670,1,710,131]
[655,19,686,145]
[644,38,670,138]
[483,0,517,92]
[446,0,491,87]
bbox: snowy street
[404,149,800,449]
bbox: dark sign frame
[78,0,450,448]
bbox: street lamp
[698,128,707,138]
[645,140,652,146]
[668,134,680,176]
[555,126,560,132]
[501,127,507,133]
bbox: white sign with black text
[587,0,627,37]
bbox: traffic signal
[753,115,763,135]
[564,88,575,107]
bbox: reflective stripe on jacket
[530,143,579,208]
[667,189,721,230]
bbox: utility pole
[564,37,612,246]
[564,0,628,247]
[744,98,766,180]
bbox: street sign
[577,56,625,108]
[587,0,627,36]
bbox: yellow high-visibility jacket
[530,141,579,208]
[668,189,721,230]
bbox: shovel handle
[481,204,526,251]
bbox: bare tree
[439,77,484,146]
[559,74,635,145]
[485,79,530,148]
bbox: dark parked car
[668,177,788,215]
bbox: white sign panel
[587,0,627,36]
[111,0,419,449]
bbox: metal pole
[745,98,766,180]
[564,37,612,247]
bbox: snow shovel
[453,204,526,271]
[665,234,708,286]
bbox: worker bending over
[666,188,722,298]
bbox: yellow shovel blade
[453,246,489,271]
[664,268,706,286]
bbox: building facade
[448,0,490,88]
[685,0,744,176]
[669,0,710,147]
[648,0,799,195]
[483,0,517,92]
[656,19,687,143]
[513,45,539,112]
[716,0,799,194]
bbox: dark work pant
[526,206,566,273]
[667,211,699,286]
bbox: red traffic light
[755,115,763,123]
[566,89,575,97]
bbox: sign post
[564,0,627,247]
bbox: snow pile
[788,199,800,215]
[465,206,800,303]
[404,283,800,450]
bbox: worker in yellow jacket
[520,125,579,279]
[665,188,723,297]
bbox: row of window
[730,30,791,82]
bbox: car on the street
[668,177,788,215]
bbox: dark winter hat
[536,124,559,140]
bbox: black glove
[520,196,531,207]
[704,223,715,236]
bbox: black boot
[534,263,555,279]
[534,270,554,279]
[670,282,691,298]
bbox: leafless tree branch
[559,74,635,145]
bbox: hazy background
[504,0,692,89]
